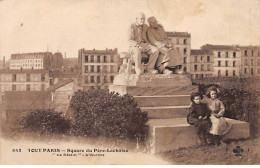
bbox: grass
[159,138,259,165]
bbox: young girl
[187,92,212,145]
[205,87,232,146]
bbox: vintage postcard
[0,0,259,165]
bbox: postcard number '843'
[12,149,22,152]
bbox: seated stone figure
[147,16,183,74]
[126,12,160,75]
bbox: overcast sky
[0,0,259,59]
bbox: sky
[0,0,260,59]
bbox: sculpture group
[120,12,183,76]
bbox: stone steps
[148,118,250,153]
[141,105,189,119]
[134,95,190,107]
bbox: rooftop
[166,32,191,37]
[190,49,213,55]
[47,79,74,91]
[201,44,240,50]
[79,48,118,55]
[0,69,49,74]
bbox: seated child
[187,92,212,145]
[205,87,232,146]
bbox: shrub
[70,89,149,141]
[20,109,71,134]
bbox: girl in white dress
[205,87,232,146]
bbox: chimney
[3,56,5,69]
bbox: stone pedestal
[109,74,196,96]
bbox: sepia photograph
[0,0,259,165]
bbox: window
[218,61,221,67]
[218,52,221,58]
[85,76,88,84]
[233,70,236,76]
[91,66,94,73]
[194,65,198,71]
[207,64,211,71]
[103,65,107,73]
[110,76,114,83]
[244,68,247,74]
[90,76,95,83]
[41,74,45,81]
[97,76,100,83]
[201,56,203,61]
[184,48,187,55]
[97,56,101,63]
[183,67,187,73]
[104,56,107,62]
[207,56,210,62]
[26,84,30,91]
[258,59,260,66]
[225,52,228,58]
[258,68,260,74]
[183,57,187,63]
[195,74,199,79]
[252,50,254,56]
[176,38,179,44]
[233,52,236,58]
[41,84,45,91]
[218,70,221,77]
[12,85,16,91]
[12,74,16,82]
[104,76,107,83]
[245,50,248,56]
[183,39,187,44]
[201,64,204,71]
[251,59,254,66]
[85,55,88,63]
[91,55,94,62]
[85,66,88,73]
[26,74,30,81]
[225,61,228,67]
[251,68,254,75]
[110,66,114,73]
[233,61,236,67]
[245,59,248,65]
[97,66,100,73]
[194,56,198,62]
[225,70,228,77]
[111,56,114,62]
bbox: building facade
[166,32,191,73]
[240,46,260,77]
[0,69,50,102]
[190,49,214,79]
[9,52,63,70]
[78,48,119,90]
[201,45,241,77]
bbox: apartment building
[240,46,260,77]
[9,52,63,70]
[0,69,50,102]
[201,45,241,77]
[78,48,119,90]
[166,32,191,73]
[190,49,214,79]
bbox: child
[187,92,212,145]
[205,87,232,146]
